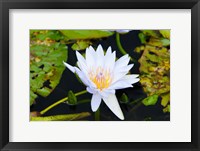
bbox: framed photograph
[0,0,199,150]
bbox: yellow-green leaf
[161,93,170,107]
[142,95,159,106]
[30,112,91,121]
[60,30,114,40]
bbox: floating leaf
[71,40,91,51]
[148,38,170,47]
[135,30,170,112]
[67,90,77,105]
[60,30,114,40]
[161,93,170,107]
[30,112,91,121]
[141,30,161,38]
[159,30,170,39]
[163,105,170,113]
[138,33,147,44]
[142,94,159,106]
[30,30,64,41]
[30,30,68,106]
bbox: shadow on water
[31,30,170,121]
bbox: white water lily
[102,29,131,34]
[63,45,139,120]
[115,29,131,34]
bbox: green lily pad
[71,40,92,50]
[60,30,114,40]
[142,94,159,106]
[30,30,68,106]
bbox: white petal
[103,88,115,94]
[103,94,124,120]
[86,46,96,67]
[121,75,140,84]
[96,44,104,57]
[86,87,95,94]
[91,94,102,112]
[108,80,133,90]
[112,64,134,83]
[114,54,130,70]
[116,30,130,34]
[105,46,112,57]
[96,45,104,66]
[104,51,116,72]
[76,51,87,70]
[118,64,134,73]
[75,69,90,86]
[98,90,109,98]
[63,61,76,73]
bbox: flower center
[89,67,112,90]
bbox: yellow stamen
[89,67,112,90]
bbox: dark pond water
[31,30,170,121]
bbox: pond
[30,30,170,121]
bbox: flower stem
[95,108,100,121]
[40,90,87,115]
[116,33,136,63]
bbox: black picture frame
[0,0,199,150]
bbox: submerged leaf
[30,112,91,121]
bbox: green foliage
[142,94,159,106]
[30,30,113,107]
[159,30,170,39]
[30,30,64,41]
[163,105,170,113]
[135,30,170,112]
[67,90,77,105]
[71,40,91,51]
[161,93,170,107]
[138,30,170,47]
[30,112,91,121]
[60,30,114,40]
[30,30,68,106]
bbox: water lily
[102,29,131,34]
[115,29,131,34]
[63,45,139,120]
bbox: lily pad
[142,94,159,106]
[161,93,170,107]
[135,30,170,112]
[30,30,68,106]
[160,30,170,39]
[71,40,92,51]
[59,30,114,40]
